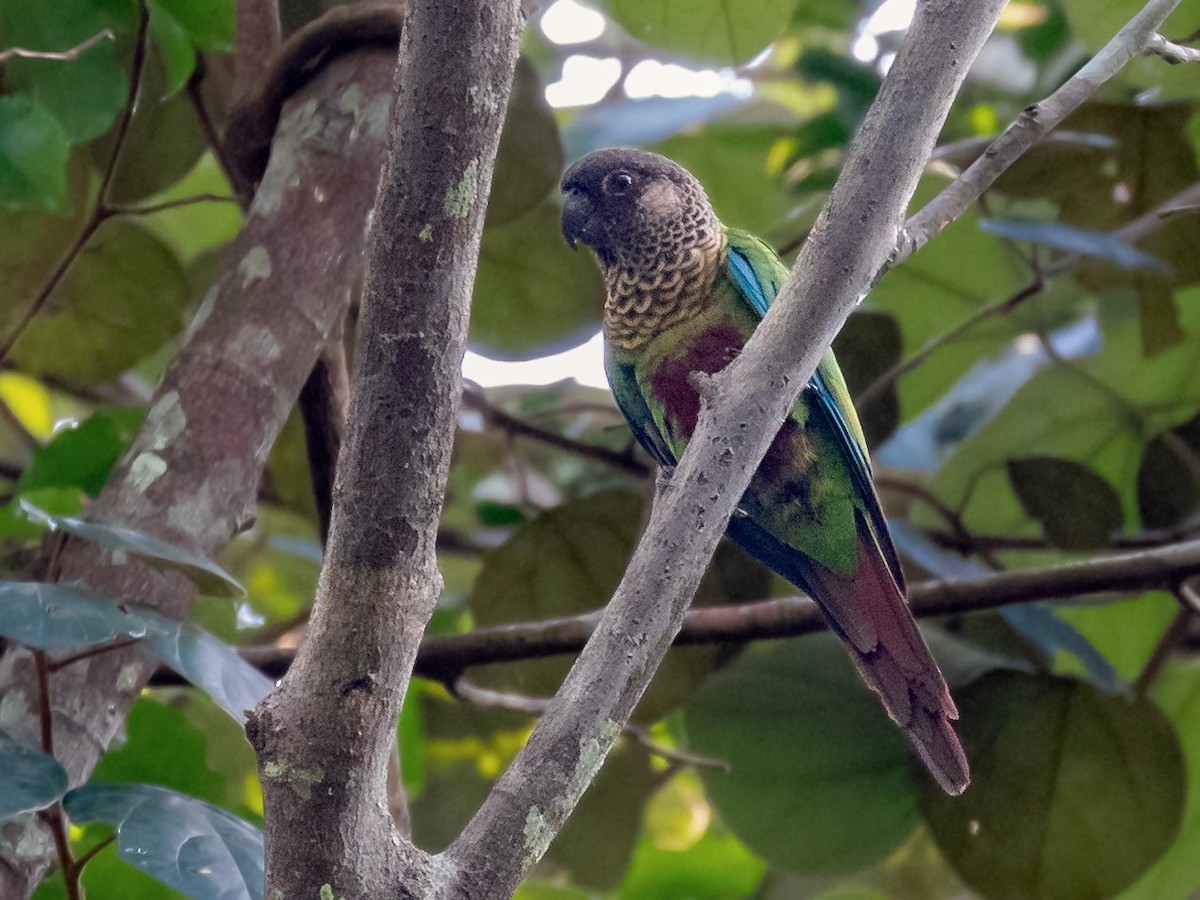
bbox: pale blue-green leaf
[0,581,149,651]
[20,501,245,597]
[64,783,263,900]
[0,731,69,819]
[979,219,1171,275]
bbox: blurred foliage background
[2,0,1200,897]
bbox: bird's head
[560,148,719,270]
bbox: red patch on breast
[649,325,744,439]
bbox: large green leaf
[0,95,70,211]
[147,0,234,51]
[1119,661,1200,898]
[921,671,1185,900]
[6,218,189,387]
[597,0,797,64]
[488,58,563,226]
[0,731,69,819]
[470,201,605,359]
[1054,592,1179,684]
[0,0,132,143]
[0,580,269,721]
[684,635,920,875]
[64,783,263,900]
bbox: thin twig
[1145,32,1200,63]
[37,807,80,900]
[71,833,115,873]
[0,29,113,64]
[453,678,730,770]
[47,636,141,674]
[109,193,240,216]
[860,179,1200,405]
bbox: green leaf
[488,58,563,226]
[64,783,263,900]
[0,95,70,211]
[147,0,234,51]
[921,671,1185,900]
[140,613,273,723]
[147,2,196,95]
[0,0,131,143]
[0,730,69,819]
[621,778,767,898]
[1136,409,1200,530]
[685,635,920,875]
[19,406,145,496]
[20,502,245,597]
[1006,456,1123,549]
[0,580,267,721]
[471,201,605,359]
[1119,662,1200,898]
[1054,592,1179,684]
[0,581,150,651]
[0,487,83,539]
[597,0,796,64]
[5,219,189,387]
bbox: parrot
[560,147,969,796]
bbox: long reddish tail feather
[801,512,969,795]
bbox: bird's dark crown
[560,148,718,269]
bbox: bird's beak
[560,189,593,250]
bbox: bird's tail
[802,511,970,796]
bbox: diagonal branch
[443,2,1008,895]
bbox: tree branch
[0,48,396,896]
[443,3,1007,895]
[895,0,1188,265]
[244,0,525,896]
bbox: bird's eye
[607,172,634,195]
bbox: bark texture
[244,0,524,896]
[0,49,395,896]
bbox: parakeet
[560,148,969,796]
